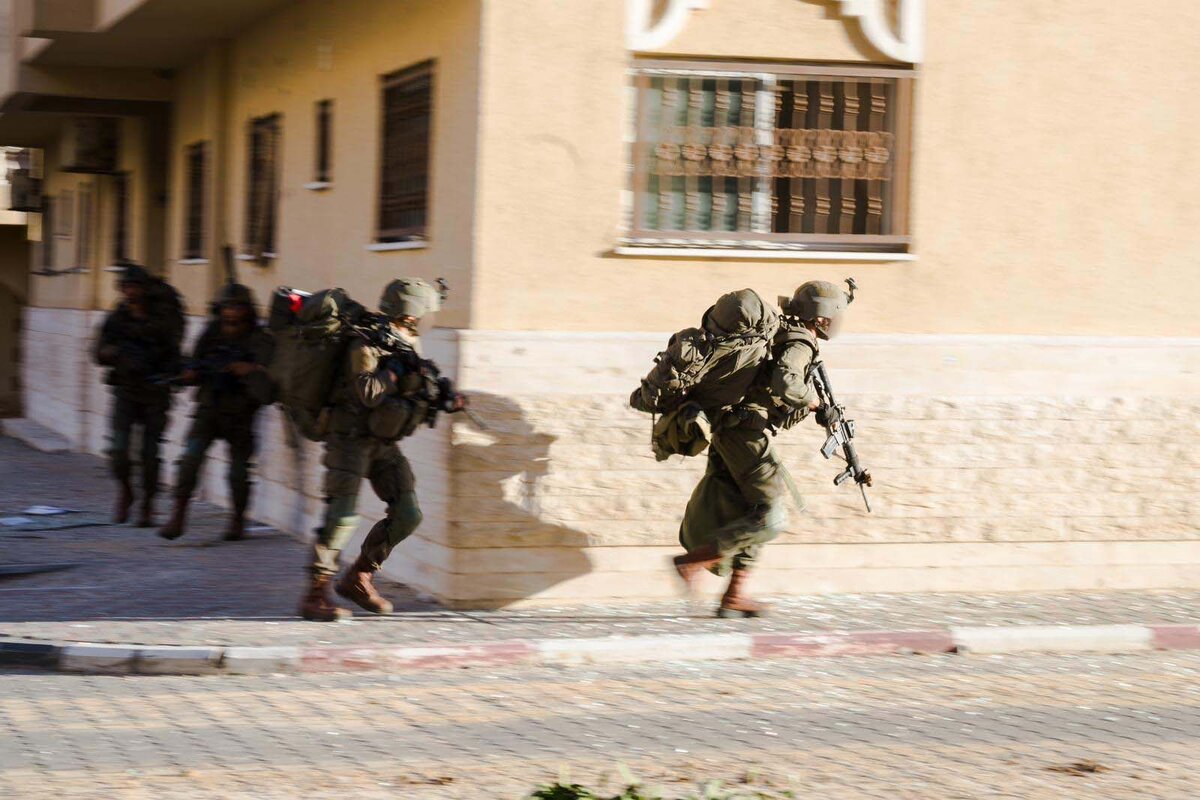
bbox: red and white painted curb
[2,623,1198,676]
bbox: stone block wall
[22,309,1200,607]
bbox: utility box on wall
[60,118,120,174]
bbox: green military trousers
[173,410,257,513]
[108,393,171,496]
[311,433,422,577]
[678,412,795,574]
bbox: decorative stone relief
[627,0,925,64]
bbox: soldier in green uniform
[93,264,184,527]
[299,278,467,622]
[669,281,853,617]
[159,284,275,542]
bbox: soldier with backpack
[158,284,274,542]
[93,263,185,527]
[277,278,467,621]
[630,281,858,618]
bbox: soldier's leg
[223,420,257,541]
[137,401,170,526]
[360,445,420,569]
[336,444,418,614]
[108,396,136,523]
[312,435,369,577]
[159,416,215,540]
[299,435,366,621]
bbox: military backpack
[267,286,367,441]
[629,288,780,459]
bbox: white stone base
[22,309,1200,607]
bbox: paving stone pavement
[2,436,1199,650]
[2,651,1199,798]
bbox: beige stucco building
[1,0,1198,607]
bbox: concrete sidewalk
[2,435,1198,675]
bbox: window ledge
[177,258,209,265]
[237,252,277,262]
[612,246,916,262]
[365,241,427,252]
[304,181,332,191]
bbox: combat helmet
[115,261,152,286]
[378,277,447,321]
[783,278,858,340]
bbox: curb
[3,622,1198,677]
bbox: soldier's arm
[770,340,819,413]
[347,341,394,409]
[240,331,276,403]
[93,313,121,365]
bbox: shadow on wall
[443,392,594,609]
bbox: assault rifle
[811,359,873,512]
[341,314,488,431]
[172,342,254,391]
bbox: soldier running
[300,278,467,622]
[631,281,856,618]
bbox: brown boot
[672,543,722,595]
[717,568,769,618]
[114,481,134,524]
[137,495,156,528]
[299,575,350,622]
[157,497,189,540]
[335,556,394,614]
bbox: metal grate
[183,142,207,260]
[111,173,128,263]
[377,62,432,242]
[315,99,333,183]
[245,114,281,258]
[631,61,913,251]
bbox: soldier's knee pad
[749,501,788,534]
[321,495,360,551]
[385,492,423,545]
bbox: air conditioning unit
[61,117,119,174]
[8,168,42,211]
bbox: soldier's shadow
[379,391,597,612]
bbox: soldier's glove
[814,405,832,427]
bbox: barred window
[183,142,207,260]
[75,184,93,268]
[245,114,281,258]
[630,61,913,253]
[378,62,432,243]
[41,196,54,271]
[315,99,333,184]
[111,172,128,263]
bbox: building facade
[1,0,1198,606]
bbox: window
[245,114,281,258]
[314,99,333,184]
[630,61,913,253]
[183,142,208,260]
[111,173,128,263]
[378,61,433,242]
[55,189,73,237]
[76,184,93,268]
[40,196,54,271]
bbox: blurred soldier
[637,281,853,618]
[300,278,467,622]
[159,284,274,542]
[93,263,184,527]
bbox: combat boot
[114,481,134,524]
[223,508,247,542]
[672,543,722,595]
[299,575,350,622]
[157,497,189,540]
[137,495,156,528]
[717,568,769,618]
[335,556,394,614]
